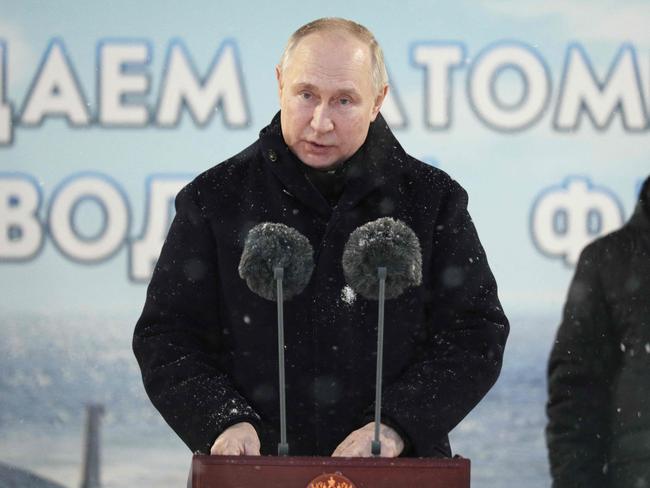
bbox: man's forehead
[291,30,370,62]
[283,63,370,94]
[286,35,371,82]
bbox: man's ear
[370,84,389,122]
[275,65,283,100]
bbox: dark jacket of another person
[547,176,650,487]
[133,112,509,457]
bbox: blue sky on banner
[0,0,648,315]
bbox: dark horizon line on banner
[0,38,649,146]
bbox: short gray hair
[278,17,388,95]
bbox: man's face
[277,31,387,170]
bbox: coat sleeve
[132,182,261,454]
[372,179,509,456]
[546,243,618,487]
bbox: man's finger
[221,444,243,455]
[212,440,243,456]
[210,443,224,455]
[334,441,368,458]
[243,439,261,456]
[332,445,348,457]
[332,440,352,457]
[341,445,367,457]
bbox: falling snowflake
[341,285,356,305]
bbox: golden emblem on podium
[306,472,357,488]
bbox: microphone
[238,222,314,301]
[238,222,315,456]
[342,217,422,299]
[342,217,422,456]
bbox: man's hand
[210,422,261,456]
[332,422,404,457]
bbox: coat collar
[258,111,405,219]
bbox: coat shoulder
[399,154,466,199]
[198,141,260,188]
[178,140,261,204]
[579,224,636,264]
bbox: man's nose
[310,103,334,133]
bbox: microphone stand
[372,267,387,456]
[274,267,289,456]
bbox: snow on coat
[133,112,509,457]
[547,176,650,487]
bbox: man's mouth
[304,141,332,153]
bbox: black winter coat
[547,176,650,487]
[133,112,509,457]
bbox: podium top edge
[192,454,469,469]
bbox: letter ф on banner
[530,176,624,267]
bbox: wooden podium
[189,455,470,488]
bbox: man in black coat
[547,175,650,487]
[133,17,508,458]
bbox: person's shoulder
[579,224,635,264]
[178,140,261,200]
[199,140,260,186]
[399,154,465,196]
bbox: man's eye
[301,92,312,100]
[339,98,350,105]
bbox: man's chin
[298,153,342,171]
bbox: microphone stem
[372,267,387,456]
[275,267,289,456]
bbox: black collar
[258,111,405,219]
[297,151,352,208]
